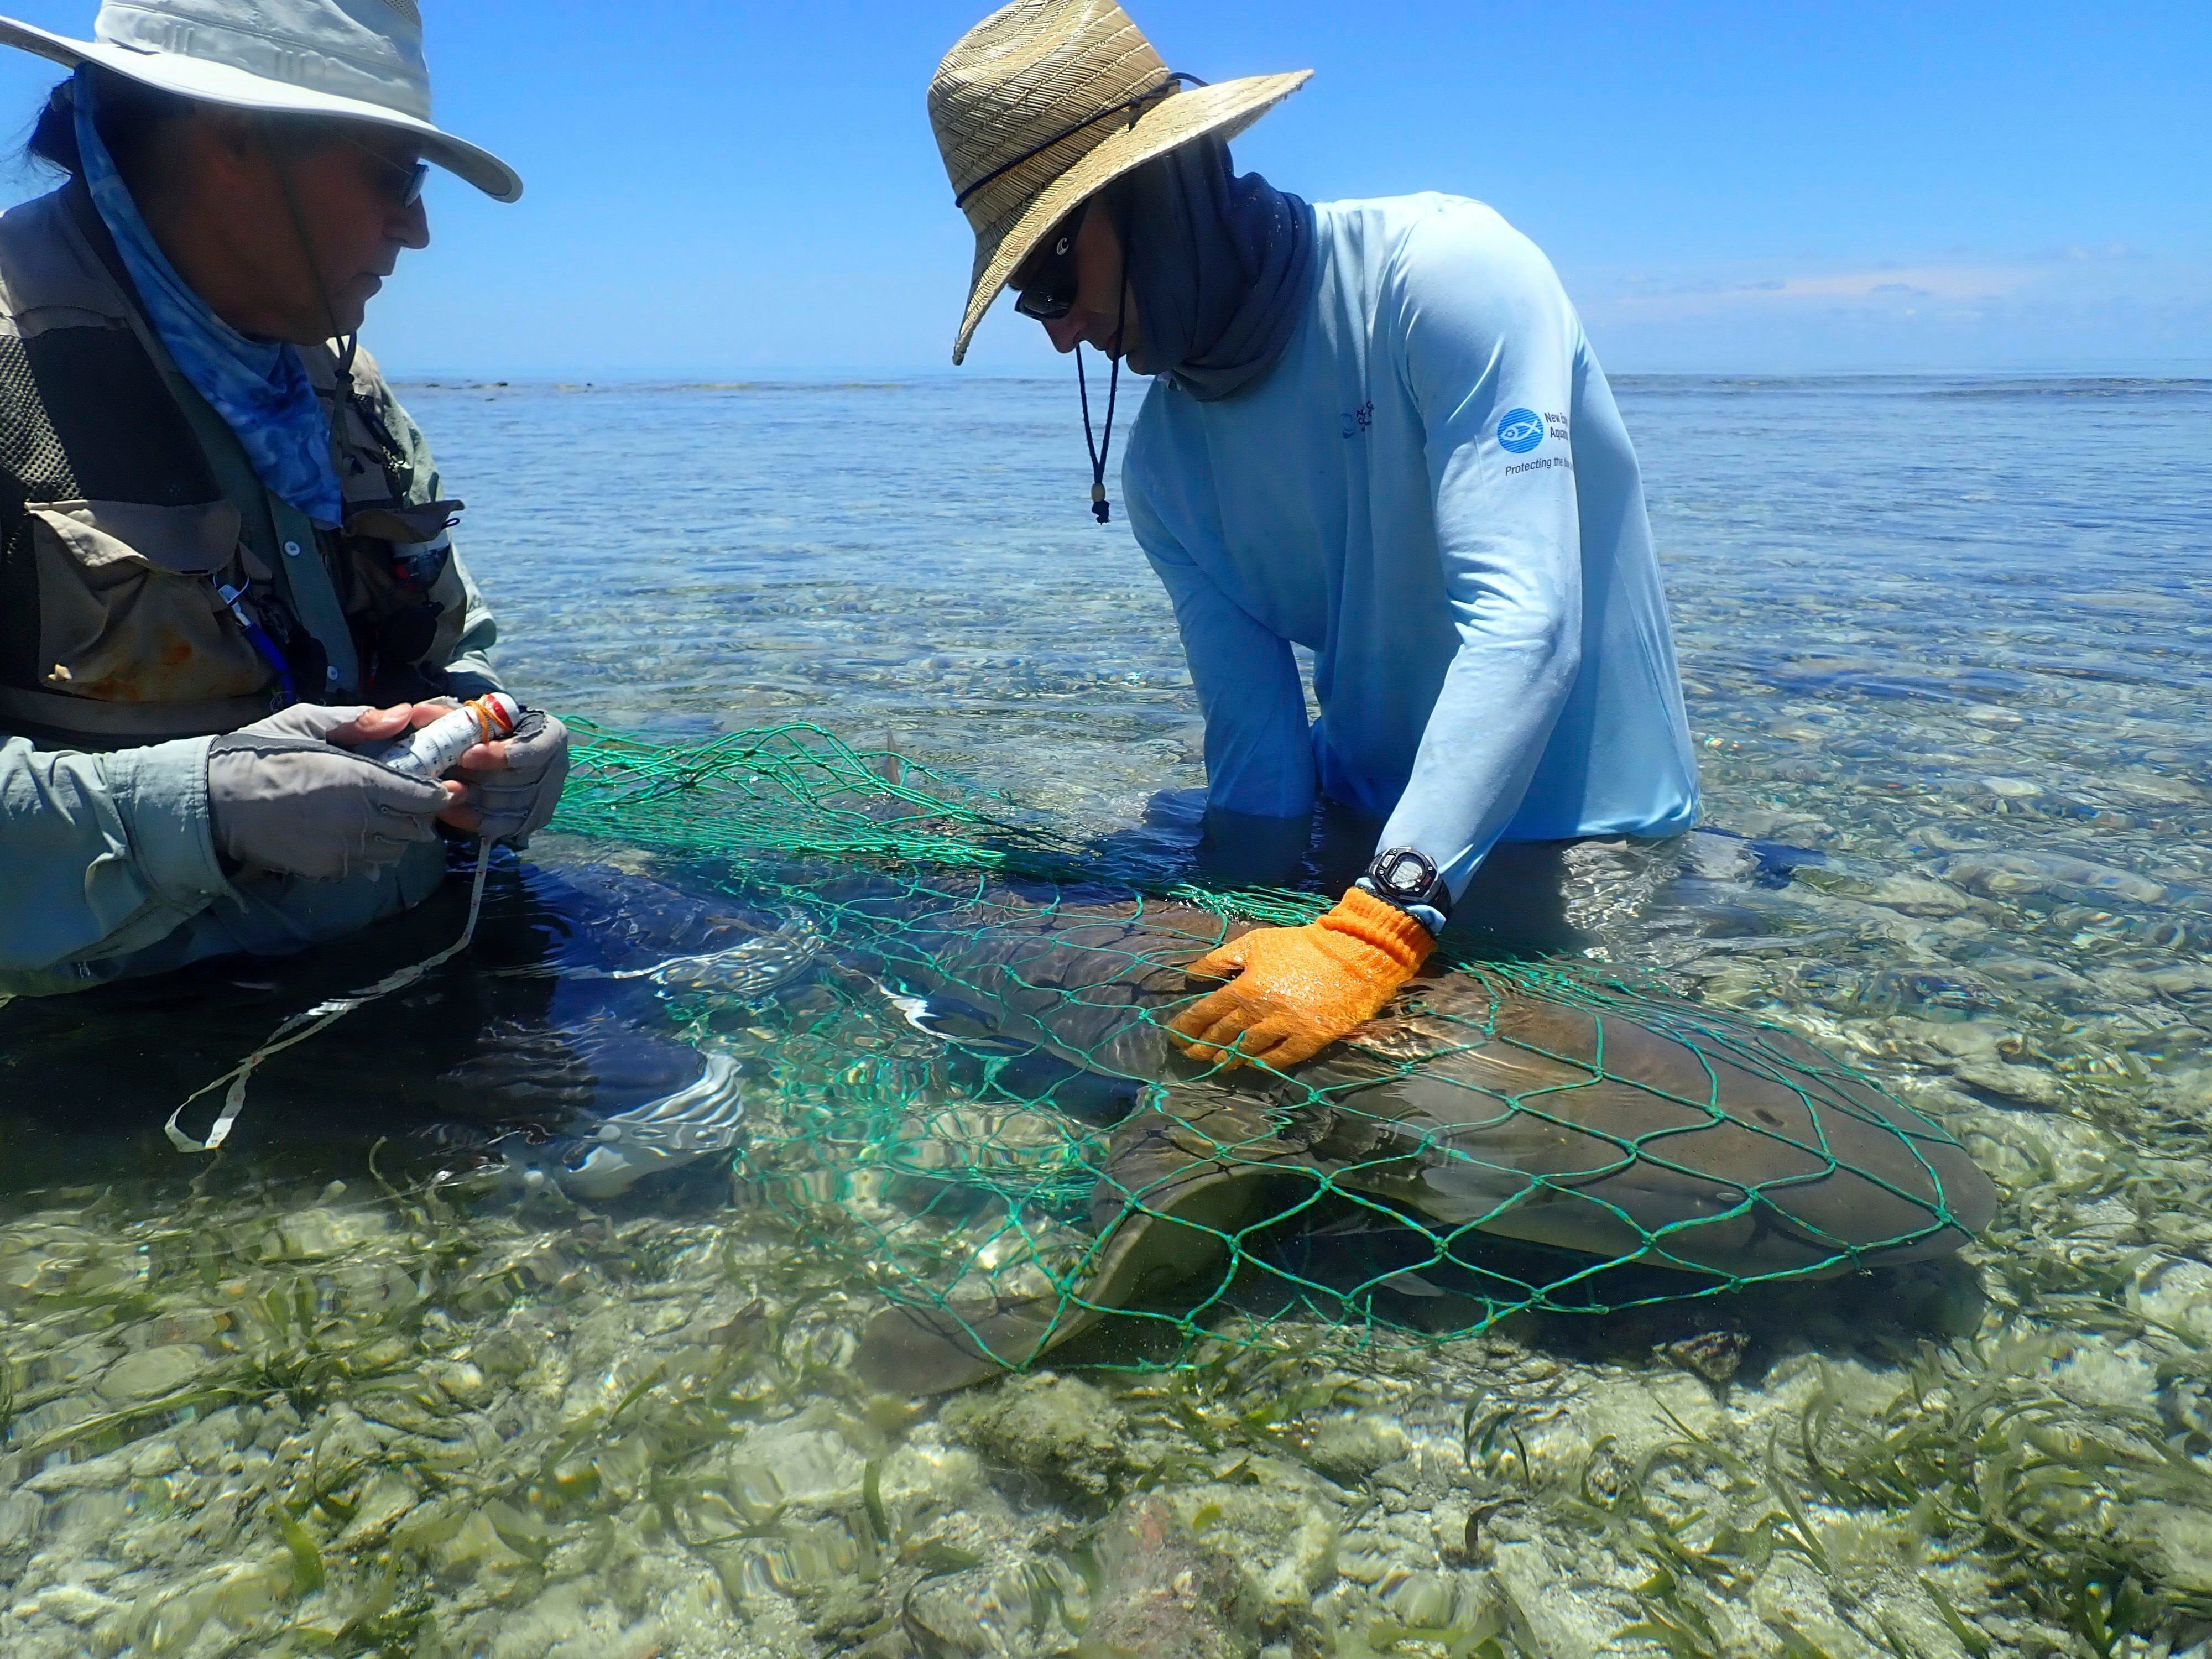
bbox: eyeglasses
[1011,199,1091,322]
[347,137,430,209]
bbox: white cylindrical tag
[371,693,520,780]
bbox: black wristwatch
[1356,846,1452,936]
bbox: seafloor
[2,376,2209,1658]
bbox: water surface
[3,374,2209,1659]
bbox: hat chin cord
[958,75,1209,526]
[264,121,361,384]
[1075,192,1134,525]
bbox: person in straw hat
[0,0,568,995]
[932,0,1700,1071]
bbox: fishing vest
[0,184,475,746]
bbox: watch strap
[1358,845,1452,933]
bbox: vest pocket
[29,499,271,704]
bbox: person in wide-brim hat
[0,0,570,1001]
[934,1,1306,372]
[0,0,519,200]
[930,1,1703,1072]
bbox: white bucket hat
[932,0,1310,364]
[0,0,520,202]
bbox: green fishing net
[550,721,1994,1387]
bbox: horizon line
[386,366,2212,390]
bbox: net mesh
[550,721,1992,1390]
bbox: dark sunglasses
[1011,199,1092,321]
[348,137,430,209]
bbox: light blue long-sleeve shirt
[1123,193,1699,900]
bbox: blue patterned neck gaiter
[74,67,345,529]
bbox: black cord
[1076,344,1120,525]
[1074,187,1136,524]
[267,124,400,500]
[952,72,1206,210]
[265,120,351,362]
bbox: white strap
[166,841,494,1155]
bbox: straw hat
[932,0,1309,364]
[0,0,520,201]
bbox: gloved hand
[207,703,462,881]
[1168,887,1436,1071]
[446,707,571,843]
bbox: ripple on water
[2,374,2210,1658]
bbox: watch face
[1374,848,1437,898]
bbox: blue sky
[1,1,2204,376]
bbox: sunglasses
[1011,199,1092,321]
[347,137,430,209]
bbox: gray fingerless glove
[469,709,571,844]
[229,703,373,744]
[207,715,451,881]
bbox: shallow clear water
[2,375,2209,1658]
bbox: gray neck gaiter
[1117,137,1317,403]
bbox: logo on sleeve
[1496,409,1546,454]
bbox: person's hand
[1168,888,1436,1070]
[441,708,571,843]
[358,698,568,841]
[237,701,444,752]
[207,703,466,881]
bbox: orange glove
[1170,887,1436,1071]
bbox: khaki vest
[0,185,473,744]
